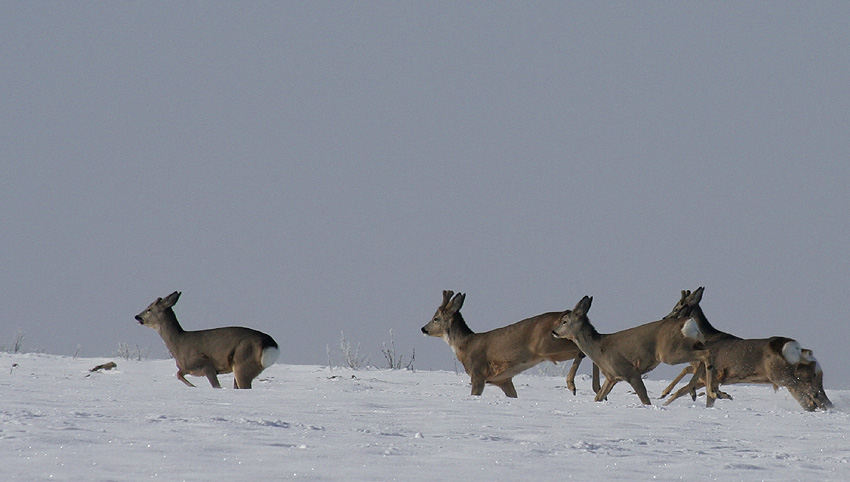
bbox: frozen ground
[1,353,848,481]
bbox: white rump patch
[781,340,802,365]
[681,318,704,343]
[262,346,281,368]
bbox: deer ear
[441,290,454,308]
[447,292,465,313]
[574,296,592,316]
[690,287,704,305]
[162,291,181,308]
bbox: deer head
[421,290,465,338]
[664,287,704,319]
[552,296,593,341]
[135,291,182,328]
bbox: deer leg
[663,363,708,405]
[664,382,700,406]
[698,351,731,403]
[595,378,618,402]
[565,352,585,395]
[233,363,262,389]
[592,364,602,395]
[201,365,222,389]
[470,377,486,396]
[707,370,732,401]
[495,379,518,398]
[232,343,264,389]
[232,375,255,389]
[702,355,719,401]
[176,369,196,387]
[685,362,707,401]
[627,377,652,405]
[660,364,694,399]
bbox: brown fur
[135,291,279,389]
[553,296,725,405]
[659,287,831,410]
[421,290,598,398]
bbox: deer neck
[569,321,605,361]
[154,310,187,351]
[690,306,725,337]
[446,314,475,357]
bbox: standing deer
[420,290,598,398]
[658,287,831,410]
[553,296,727,405]
[135,291,279,389]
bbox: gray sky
[3,2,849,388]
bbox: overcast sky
[3,2,848,388]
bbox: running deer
[420,290,598,398]
[658,287,740,400]
[135,291,279,389]
[658,287,831,410]
[552,296,728,405]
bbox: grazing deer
[553,296,727,405]
[783,349,833,411]
[793,349,833,410]
[135,291,279,389]
[658,287,831,410]
[420,290,598,398]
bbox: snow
[2,353,848,481]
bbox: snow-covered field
[2,353,848,481]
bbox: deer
[420,290,599,398]
[658,287,741,400]
[794,349,833,410]
[657,287,831,410]
[552,295,728,405]
[135,291,279,389]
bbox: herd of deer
[421,288,831,411]
[135,287,831,412]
